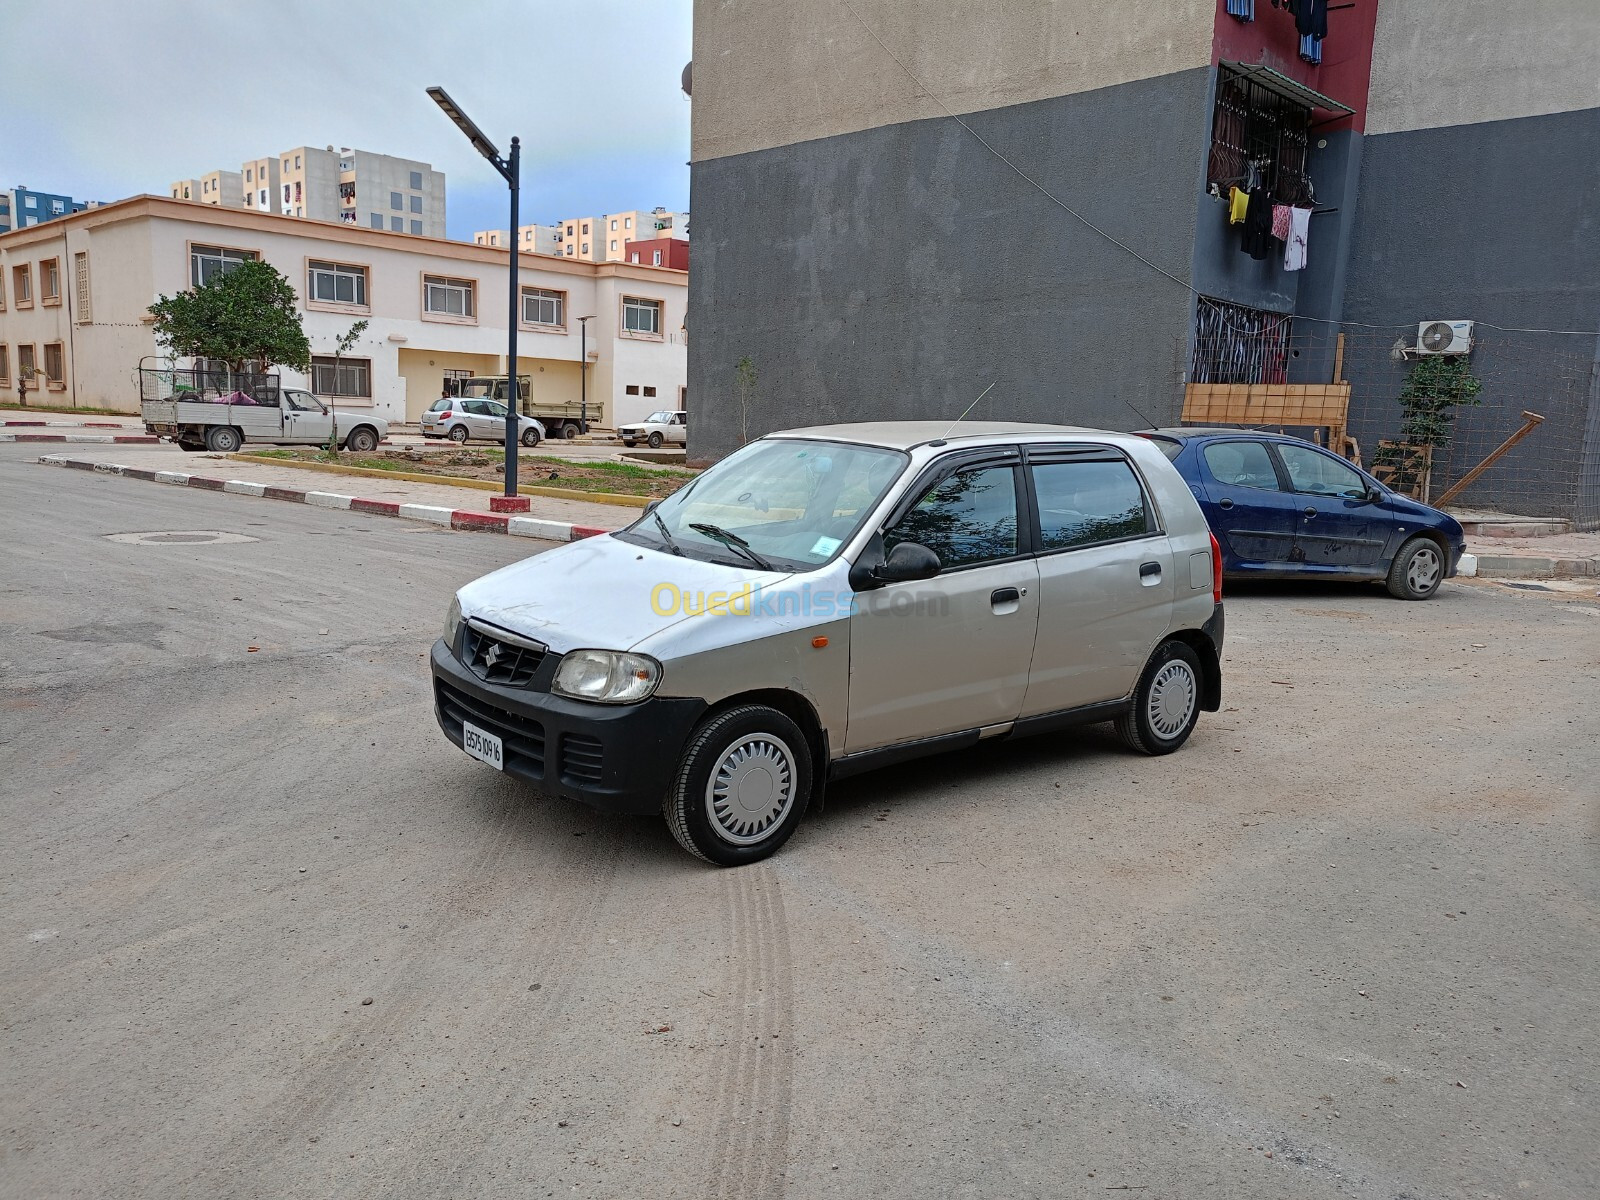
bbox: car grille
[462,623,546,686]
[560,734,604,786]
[435,680,545,777]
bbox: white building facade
[0,196,686,428]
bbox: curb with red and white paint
[2,432,159,444]
[1,419,132,428]
[36,455,611,544]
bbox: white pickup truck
[139,367,388,453]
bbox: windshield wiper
[688,522,773,570]
[652,509,684,556]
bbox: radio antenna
[940,382,996,438]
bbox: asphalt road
[3,443,1597,1200]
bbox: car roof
[1142,426,1317,441]
[772,421,1129,451]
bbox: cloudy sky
[1,0,692,240]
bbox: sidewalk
[33,444,636,536]
[1465,529,1600,579]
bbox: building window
[652,250,662,266]
[245,167,253,182]
[643,386,657,398]
[191,245,259,288]
[13,264,32,306]
[409,170,423,190]
[1206,67,1313,204]
[0,269,6,308]
[610,220,618,231]
[410,195,422,214]
[371,213,383,229]
[625,385,640,396]
[423,275,475,318]
[308,260,368,307]
[295,206,303,217]
[624,217,632,230]
[1191,297,1293,385]
[390,192,402,210]
[522,286,565,327]
[40,258,60,304]
[581,242,589,254]
[260,189,268,207]
[311,355,371,398]
[295,154,301,168]
[74,253,91,322]
[566,224,574,236]
[18,344,38,387]
[0,345,8,384]
[609,239,618,252]
[406,220,418,235]
[622,296,662,336]
[629,253,640,263]
[43,342,65,386]
[386,216,400,232]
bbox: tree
[1373,356,1484,494]
[324,319,370,457]
[148,259,311,377]
[734,355,758,447]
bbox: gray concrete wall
[1341,107,1600,519]
[1367,0,1600,135]
[690,0,1215,162]
[687,69,1213,460]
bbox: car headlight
[552,649,662,704]
[443,595,462,650]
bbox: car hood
[455,532,795,653]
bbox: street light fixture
[428,86,523,502]
[576,315,595,435]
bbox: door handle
[1304,506,1318,518]
[990,587,1021,605]
[1217,498,1234,510]
[1139,562,1161,578]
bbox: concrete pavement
[3,441,1599,1199]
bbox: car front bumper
[430,639,706,815]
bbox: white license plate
[461,720,504,771]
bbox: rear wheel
[1116,640,1203,756]
[205,425,242,453]
[447,424,469,444]
[664,705,812,866]
[560,421,580,440]
[1386,537,1445,600]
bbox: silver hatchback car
[421,398,544,447]
[432,422,1224,865]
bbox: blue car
[1140,428,1466,600]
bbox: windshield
[619,438,908,572]
[645,411,675,424]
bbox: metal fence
[137,365,281,406]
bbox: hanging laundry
[1226,0,1254,20]
[1242,189,1275,261]
[1271,204,1292,242]
[1229,187,1250,225]
[1299,32,1323,64]
[1283,207,1312,271]
[1296,0,1328,40]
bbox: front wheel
[1386,537,1445,600]
[447,424,469,444]
[664,705,812,866]
[521,427,541,448]
[647,431,665,449]
[205,425,242,453]
[1116,640,1203,756]
[343,426,379,453]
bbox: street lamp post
[576,315,595,435]
[428,86,521,500]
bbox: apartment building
[1,187,93,233]
[0,195,686,427]
[686,0,1600,521]
[548,207,689,262]
[474,224,561,255]
[178,147,446,236]
[624,237,689,270]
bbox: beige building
[544,207,689,262]
[0,195,687,428]
[182,147,446,236]
[474,224,561,255]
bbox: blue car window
[1277,444,1369,498]
[1203,441,1280,491]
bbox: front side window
[522,286,564,327]
[190,244,258,288]
[423,275,475,318]
[1202,441,1281,491]
[308,260,368,306]
[622,438,908,572]
[1276,443,1369,498]
[310,356,371,398]
[1031,458,1154,551]
[623,296,662,335]
[886,464,1019,570]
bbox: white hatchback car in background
[433,422,1224,865]
[619,410,687,448]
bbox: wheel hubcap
[1408,546,1442,593]
[1147,660,1197,740]
[706,734,796,846]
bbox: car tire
[648,431,664,449]
[560,421,579,440]
[343,426,379,453]
[622,439,636,448]
[1386,536,1445,600]
[447,425,469,443]
[205,425,242,453]
[177,441,204,453]
[664,704,812,866]
[1116,640,1204,756]
[521,427,541,448]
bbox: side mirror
[876,541,942,583]
[644,500,660,515]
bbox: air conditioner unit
[1416,320,1473,355]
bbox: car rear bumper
[430,639,705,816]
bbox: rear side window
[1202,441,1280,491]
[1031,459,1153,551]
[887,464,1019,569]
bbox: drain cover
[104,530,260,546]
